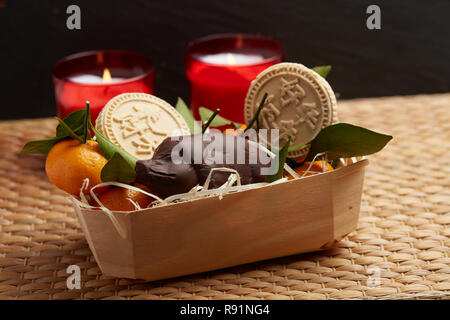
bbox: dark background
[0,0,449,120]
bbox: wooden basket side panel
[331,160,367,241]
[75,206,136,278]
[73,159,368,281]
[129,173,335,281]
[72,201,101,265]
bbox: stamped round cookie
[96,93,190,160]
[244,63,337,159]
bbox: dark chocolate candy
[135,133,269,198]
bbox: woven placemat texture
[0,94,449,300]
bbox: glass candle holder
[52,50,154,123]
[185,34,284,123]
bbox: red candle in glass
[185,34,284,123]
[52,50,154,123]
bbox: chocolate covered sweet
[135,133,270,198]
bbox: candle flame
[102,68,112,83]
[226,53,236,65]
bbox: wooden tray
[72,159,368,281]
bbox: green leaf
[312,65,332,78]
[19,108,88,155]
[55,117,83,143]
[101,152,136,184]
[18,136,64,155]
[175,98,201,134]
[306,123,393,161]
[56,109,86,137]
[266,136,291,183]
[90,124,137,180]
[288,142,306,153]
[311,66,340,99]
[199,107,243,129]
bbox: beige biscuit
[96,93,190,160]
[311,69,338,125]
[244,63,337,158]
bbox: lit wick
[102,68,112,83]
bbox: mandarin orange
[286,160,334,180]
[45,139,107,195]
[95,184,155,211]
[223,124,247,136]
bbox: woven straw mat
[0,94,449,300]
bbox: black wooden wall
[0,0,449,120]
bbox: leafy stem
[198,106,242,129]
[202,108,220,133]
[266,136,291,183]
[245,92,268,132]
[55,117,83,143]
[82,101,91,143]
